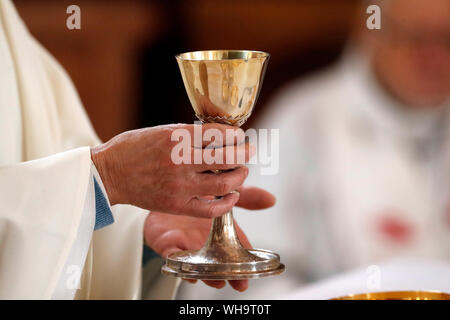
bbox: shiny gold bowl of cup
[332,291,450,300]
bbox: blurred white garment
[283,257,450,300]
[177,50,450,299]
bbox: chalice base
[162,248,285,280]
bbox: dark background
[15,0,359,141]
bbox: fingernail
[229,191,240,206]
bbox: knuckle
[241,167,249,180]
[160,229,184,244]
[173,202,188,214]
[206,204,219,218]
[218,180,232,195]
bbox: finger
[203,280,226,289]
[235,220,252,249]
[187,142,255,171]
[184,123,245,148]
[228,280,249,292]
[235,186,276,210]
[183,279,198,284]
[194,166,249,197]
[183,192,240,218]
[152,230,189,257]
[201,124,246,148]
[197,143,256,169]
[231,222,250,292]
[186,230,209,250]
[161,246,184,259]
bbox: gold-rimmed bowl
[175,50,270,126]
[332,291,450,300]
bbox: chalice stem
[204,209,243,250]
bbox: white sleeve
[51,164,105,299]
[0,147,93,299]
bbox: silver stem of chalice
[161,50,285,280]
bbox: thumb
[163,247,182,259]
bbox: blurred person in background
[178,0,450,299]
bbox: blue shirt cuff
[93,176,114,230]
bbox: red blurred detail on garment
[377,214,415,244]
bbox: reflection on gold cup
[332,291,450,300]
[175,50,269,126]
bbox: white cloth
[0,0,178,299]
[177,50,450,299]
[52,164,105,300]
[283,257,450,300]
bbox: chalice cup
[161,50,285,280]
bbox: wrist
[91,144,120,205]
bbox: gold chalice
[161,50,285,280]
[333,291,450,300]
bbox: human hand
[144,186,276,291]
[91,124,254,217]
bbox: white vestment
[178,50,450,299]
[0,0,178,299]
